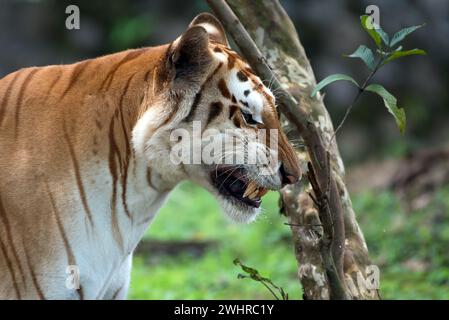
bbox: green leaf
[390,24,425,48]
[365,84,406,134]
[360,15,390,47]
[345,45,376,70]
[375,26,390,46]
[361,15,382,48]
[234,258,288,300]
[383,49,426,65]
[311,74,359,98]
[234,258,261,278]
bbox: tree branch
[207,0,348,299]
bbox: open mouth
[210,166,269,208]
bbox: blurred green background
[128,182,449,299]
[1,0,448,299]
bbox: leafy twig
[329,55,386,149]
[233,258,288,300]
[311,14,426,147]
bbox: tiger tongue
[257,187,268,197]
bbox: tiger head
[133,13,301,223]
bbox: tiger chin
[0,13,300,299]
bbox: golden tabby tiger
[0,13,300,299]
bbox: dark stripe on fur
[60,60,91,100]
[100,49,146,91]
[43,69,62,102]
[118,75,135,220]
[0,72,21,127]
[62,120,94,227]
[229,105,239,119]
[0,194,21,299]
[23,245,45,299]
[111,286,123,300]
[0,235,21,299]
[206,102,223,126]
[45,180,76,266]
[184,62,223,122]
[14,68,39,138]
[0,194,27,289]
[236,70,248,82]
[107,114,125,251]
[217,78,231,99]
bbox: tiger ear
[189,12,229,47]
[170,25,213,86]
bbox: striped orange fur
[0,13,300,299]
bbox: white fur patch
[227,69,264,123]
[213,51,228,63]
[132,107,162,157]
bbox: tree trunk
[217,0,380,299]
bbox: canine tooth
[243,187,251,198]
[248,189,259,199]
[243,181,257,198]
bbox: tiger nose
[279,163,300,186]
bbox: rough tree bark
[208,0,380,299]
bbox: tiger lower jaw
[219,195,261,223]
[209,166,270,223]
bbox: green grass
[354,188,449,299]
[129,182,300,299]
[129,181,449,300]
